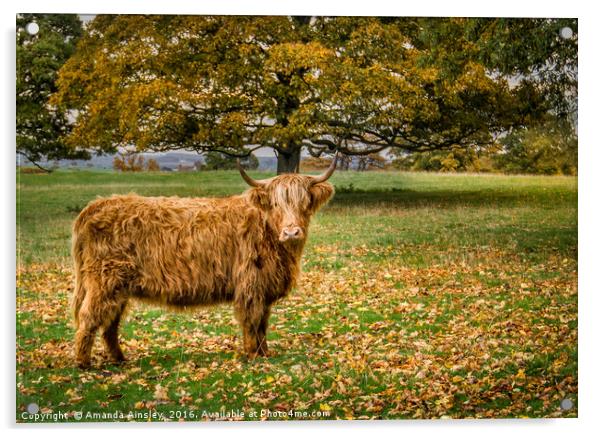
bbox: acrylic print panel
[16,14,577,422]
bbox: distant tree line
[112,151,259,172]
[113,153,160,172]
[199,152,259,171]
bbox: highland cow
[71,156,336,368]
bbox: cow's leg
[75,274,125,368]
[75,322,98,368]
[256,306,271,356]
[234,298,270,359]
[75,313,100,369]
[102,300,127,363]
[74,276,101,368]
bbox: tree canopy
[52,16,577,173]
[17,13,88,170]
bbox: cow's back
[73,194,248,306]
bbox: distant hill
[18,151,388,172]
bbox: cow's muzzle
[279,226,304,242]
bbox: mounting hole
[25,22,39,35]
[560,27,573,39]
[560,398,574,411]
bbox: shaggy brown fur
[71,174,334,367]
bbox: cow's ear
[309,183,334,213]
[248,187,270,210]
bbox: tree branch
[17,151,53,173]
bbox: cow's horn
[237,159,265,187]
[311,152,338,185]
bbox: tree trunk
[276,148,301,174]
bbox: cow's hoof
[110,351,126,363]
[109,356,126,365]
[77,361,91,370]
[246,350,269,360]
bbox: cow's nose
[282,226,303,241]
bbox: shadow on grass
[330,186,575,209]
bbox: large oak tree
[52,16,577,173]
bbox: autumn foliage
[113,153,160,172]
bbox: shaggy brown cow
[71,156,336,368]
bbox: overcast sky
[79,14,95,23]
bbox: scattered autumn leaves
[16,245,577,421]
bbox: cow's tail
[71,231,86,329]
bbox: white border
[4,2,600,437]
[1,0,586,17]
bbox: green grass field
[16,169,577,421]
